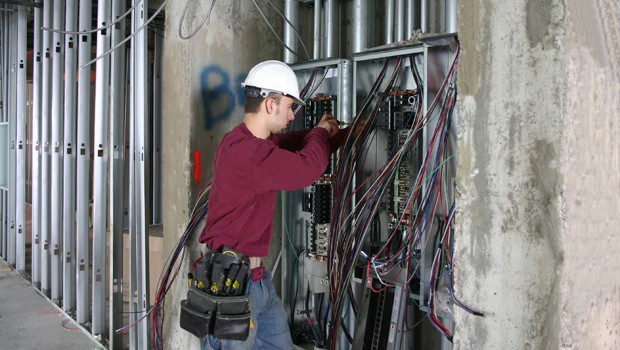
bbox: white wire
[80,0,170,69]
[178,0,217,40]
[42,0,143,35]
[251,0,309,61]
[264,0,310,60]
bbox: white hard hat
[242,60,305,105]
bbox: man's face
[268,95,295,134]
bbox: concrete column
[161,1,281,348]
[455,0,620,349]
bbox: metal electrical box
[283,36,462,350]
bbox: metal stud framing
[75,0,92,325]
[92,0,111,337]
[14,4,26,273]
[129,0,150,347]
[50,0,65,303]
[31,1,43,289]
[0,10,4,261]
[63,0,78,312]
[6,5,17,268]
[1,1,164,347]
[152,31,162,225]
[109,0,127,346]
[40,0,52,297]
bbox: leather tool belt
[180,247,252,341]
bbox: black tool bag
[180,248,252,341]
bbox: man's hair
[244,88,283,113]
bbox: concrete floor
[0,259,104,350]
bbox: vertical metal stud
[31,3,43,287]
[15,2,27,273]
[92,0,111,337]
[50,0,66,303]
[40,0,53,297]
[7,5,17,268]
[152,32,162,225]
[109,0,127,346]
[0,10,5,261]
[129,1,150,347]
[63,0,78,312]
[75,0,92,325]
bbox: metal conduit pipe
[385,0,394,44]
[395,0,405,42]
[421,0,428,33]
[446,0,458,33]
[325,0,338,58]
[313,0,322,59]
[352,0,367,53]
[283,0,298,64]
[406,0,416,37]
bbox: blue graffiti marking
[200,65,236,130]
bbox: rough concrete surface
[455,0,564,349]
[0,259,104,350]
[559,1,620,349]
[161,1,282,349]
[456,0,619,349]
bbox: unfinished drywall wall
[161,2,282,348]
[455,0,619,349]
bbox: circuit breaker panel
[283,38,475,350]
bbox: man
[198,60,345,349]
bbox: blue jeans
[201,272,293,350]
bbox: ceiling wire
[264,0,310,60]
[80,0,171,69]
[251,0,310,61]
[41,0,143,35]
[178,0,217,40]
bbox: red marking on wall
[193,150,201,184]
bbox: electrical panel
[284,39,475,350]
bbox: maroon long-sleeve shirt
[199,122,345,257]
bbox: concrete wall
[160,2,282,348]
[455,1,619,349]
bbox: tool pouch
[180,286,251,341]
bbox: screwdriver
[188,273,194,288]
[233,263,250,296]
[210,261,225,295]
[223,264,240,295]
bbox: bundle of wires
[149,185,211,349]
[327,42,480,347]
[327,57,406,348]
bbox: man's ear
[264,97,273,114]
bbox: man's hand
[317,113,339,137]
